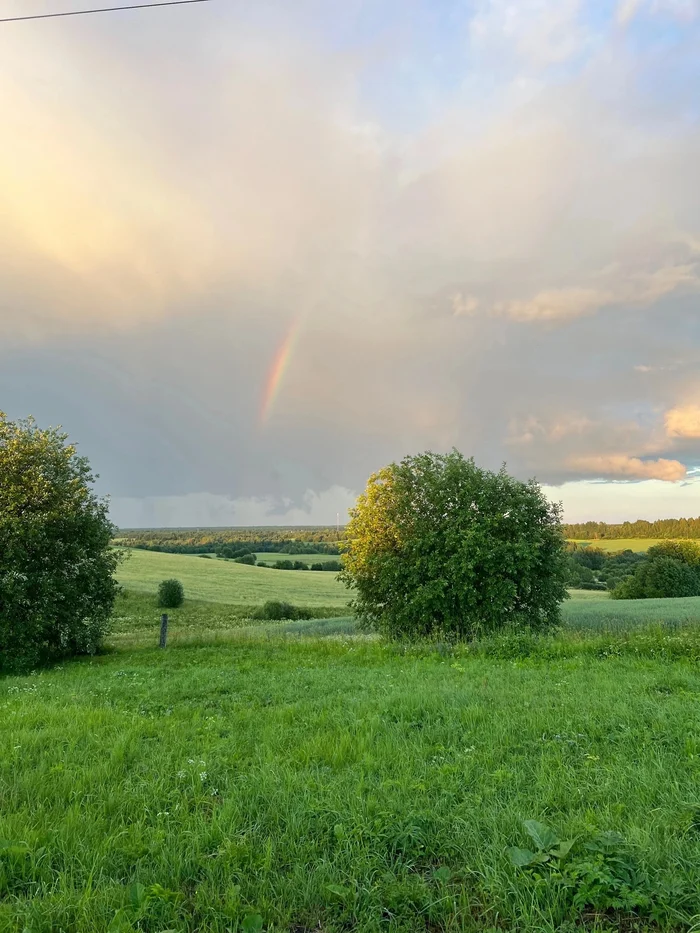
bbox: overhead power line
[0,0,213,24]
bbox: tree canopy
[0,413,120,671]
[340,450,568,640]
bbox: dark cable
[0,0,213,24]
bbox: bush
[157,579,185,608]
[612,557,700,599]
[251,600,312,621]
[310,562,325,571]
[234,553,256,565]
[340,449,568,640]
[0,413,120,672]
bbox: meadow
[569,539,673,553]
[117,549,349,609]
[253,552,340,566]
[3,548,700,931]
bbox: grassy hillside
[253,552,339,565]
[117,549,349,608]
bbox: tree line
[563,518,700,540]
[117,535,341,555]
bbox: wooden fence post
[159,613,168,648]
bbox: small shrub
[157,579,184,608]
[252,600,312,621]
[310,562,325,571]
[234,553,256,565]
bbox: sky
[1,0,700,527]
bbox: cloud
[567,455,688,481]
[666,405,700,438]
[493,246,700,323]
[110,486,357,528]
[1,0,700,520]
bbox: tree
[340,450,568,640]
[0,413,120,672]
[611,541,700,599]
[157,578,185,608]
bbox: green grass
[6,556,700,930]
[117,549,349,608]
[563,594,700,633]
[3,632,700,932]
[569,538,679,553]
[252,552,340,565]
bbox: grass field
[569,538,676,553]
[3,629,700,932]
[6,549,700,930]
[117,549,349,608]
[253,552,340,565]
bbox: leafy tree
[157,579,185,608]
[234,554,256,565]
[612,541,700,599]
[647,540,700,567]
[612,557,700,599]
[340,450,568,640]
[0,413,120,672]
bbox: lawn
[3,631,700,932]
[117,549,349,608]
[7,552,700,931]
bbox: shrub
[310,562,325,571]
[234,553,256,565]
[274,560,295,570]
[612,557,700,599]
[251,600,312,621]
[157,579,185,608]
[0,413,120,672]
[292,560,308,570]
[340,449,568,640]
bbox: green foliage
[251,600,312,621]
[509,821,665,919]
[564,516,700,540]
[234,553,256,565]
[0,412,119,672]
[157,578,185,608]
[341,450,569,640]
[612,541,700,599]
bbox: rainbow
[259,315,303,426]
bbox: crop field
[117,549,349,608]
[569,538,677,553]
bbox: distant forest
[114,517,700,553]
[563,518,700,540]
[114,526,343,555]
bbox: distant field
[569,538,676,553]
[117,549,349,608]
[253,552,340,565]
[563,594,700,632]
